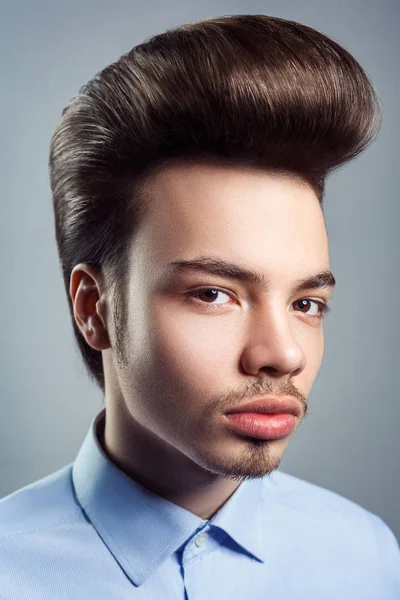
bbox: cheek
[301,328,324,384]
[149,303,240,383]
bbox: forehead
[134,161,330,276]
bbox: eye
[186,288,233,306]
[292,299,331,320]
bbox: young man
[1,13,399,599]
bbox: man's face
[108,162,333,481]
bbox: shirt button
[195,533,208,547]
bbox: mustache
[212,381,309,418]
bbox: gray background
[1,0,399,541]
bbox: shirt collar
[72,409,272,586]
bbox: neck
[99,400,243,520]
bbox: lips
[225,412,297,440]
[225,396,302,418]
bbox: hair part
[49,14,382,393]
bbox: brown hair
[49,14,381,393]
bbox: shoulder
[0,466,96,599]
[269,469,400,562]
[0,464,83,538]
[268,469,391,526]
[259,470,400,594]
[269,469,375,517]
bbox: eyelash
[185,287,331,321]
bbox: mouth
[223,393,302,440]
[224,412,297,440]
[225,395,302,418]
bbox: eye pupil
[202,289,218,301]
[297,299,311,312]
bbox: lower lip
[225,413,297,440]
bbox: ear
[69,264,111,351]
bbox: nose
[239,302,307,377]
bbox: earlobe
[86,317,111,351]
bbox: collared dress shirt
[1,409,399,599]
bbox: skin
[70,161,334,520]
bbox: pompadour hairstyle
[49,14,381,393]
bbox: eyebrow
[165,256,336,294]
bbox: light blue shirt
[1,409,399,599]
